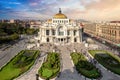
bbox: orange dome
[53,8,67,19]
[47,19,52,23]
[53,13,67,19]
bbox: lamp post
[84,76,86,80]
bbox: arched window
[74,38,77,42]
[58,26,64,36]
[46,38,49,42]
[73,30,77,36]
[115,31,116,36]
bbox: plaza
[17,42,120,80]
[0,34,120,80]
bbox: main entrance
[55,38,67,45]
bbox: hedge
[71,52,101,79]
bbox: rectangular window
[46,30,49,35]
[59,32,64,36]
[67,30,70,35]
[74,30,77,36]
[52,30,55,35]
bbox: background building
[83,22,120,47]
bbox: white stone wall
[36,18,82,45]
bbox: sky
[0,0,120,21]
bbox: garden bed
[38,52,60,79]
[0,50,39,80]
[71,52,101,79]
[89,50,120,75]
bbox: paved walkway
[56,45,83,80]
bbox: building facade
[36,8,83,45]
[83,22,120,47]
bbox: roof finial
[59,8,61,13]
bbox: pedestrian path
[56,45,83,80]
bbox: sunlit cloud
[0,0,120,21]
[29,2,38,6]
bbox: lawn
[71,52,101,79]
[38,52,60,79]
[41,68,53,78]
[89,50,120,75]
[0,50,39,80]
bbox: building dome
[53,8,67,19]
[47,19,52,23]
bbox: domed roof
[53,8,67,19]
[47,19,52,23]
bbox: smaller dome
[47,19,52,23]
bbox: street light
[84,76,86,80]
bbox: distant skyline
[0,0,120,21]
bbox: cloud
[9,2,21,4]
[0,1,21,5]
[0,0,120,21]
[83,0,120,10]
[29,2,38,6]
[63,0,120,21]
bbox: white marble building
[36,8,83,45]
